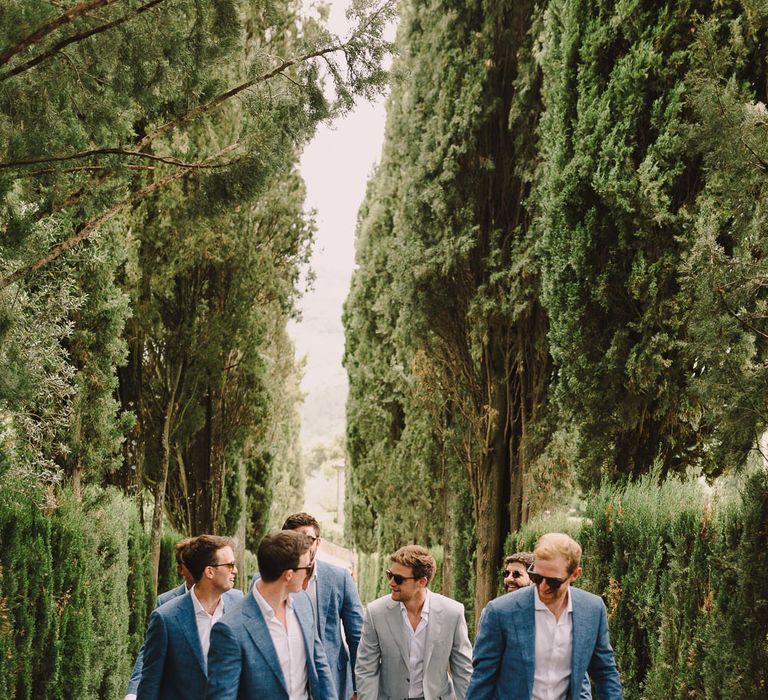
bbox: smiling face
[503,561,531,592]
[388,562,426,604]
[531,554,579,607]
[209,545,237,592]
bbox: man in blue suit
[205,530,337,700]
[281,512,364,700]
[125,537,198,699]
[136,535,243,700]
[466,533,623,700]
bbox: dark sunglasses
[527,565,569,589]
[292,565,313,573]
[502,569,525,580]
[386,569,418,585]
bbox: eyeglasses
[385,569,418,585]
[209,561,237,571]
[527,565,569,589]
[502,569,525,580]
[292,565,313,573]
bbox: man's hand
[349,694,357,700]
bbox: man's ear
[570,566,582,582]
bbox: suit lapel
[176,595,207,676]
[423,594,441,672]
[242,594,289,695]
[384,599,410,669]
[569,589,589,695]
[315,562,331,640]
[512,589,536,697]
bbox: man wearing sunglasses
[355,545,473,700]
[466,533,623,700]
[205,530,336,699]
[126,536,198,699]
[502,551,534,593]
[137,535,244,700]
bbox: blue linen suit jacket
[204,589,337,700]
[248,559,364,699]
[465,586,623,700]
[127,582,189,696]
[136,587,243,700]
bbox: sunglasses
[502,569,525,580]
[527,565,569,589]
[385,569,418,585]
[209,561,237,571]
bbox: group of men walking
[125,512,623,699]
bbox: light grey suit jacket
[355,591,473,700]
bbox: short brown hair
[175,537,196,566]
[504,551,534,569]
[282,512,320,537]
[390,545,436,583]
[184,535,235,581]
[258,530,312,582]
[533,533,582,573]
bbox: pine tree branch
[137,42,346,148]
[0,143,240,291]
[0,146,238,171]
[0,0,120,67]
[0,0,168,81]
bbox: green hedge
[0,480,179,699]
[506,470,768,700]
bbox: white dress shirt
[190,585,224,668]
[532,586,574,700]
[253,586,309,700]
[400,590,431,699]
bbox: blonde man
[355,545,473,700]
[466,533,622,700]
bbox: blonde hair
[390,545,436,583]
[533,533,582,573]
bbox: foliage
[0,478,161,700]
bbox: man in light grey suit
[355,545,473,700]
[466,533,622,700]
[137,535,243,700]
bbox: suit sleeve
[587,601,623,700]
[124,644,145,697]
[464,604,503,700]
[136,610,167,700]
[312,618,339,700]
[340,569,364,694]
[354,606,381,700]
[205,621,242,700]
[125,592,165,697]
[449,604,474,700]
[578,673,593,700]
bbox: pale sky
[290,1,393,448]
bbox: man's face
[288,549,312,593]
[210,545,237,592]
[388,562,424,604]
[531,554,580,607]
[503,561,531,592]
[294,525,320,565]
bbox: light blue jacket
[465,586,623,700]
[204,590,337,700]
[134,587,243,700]
[248,559,364,699]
